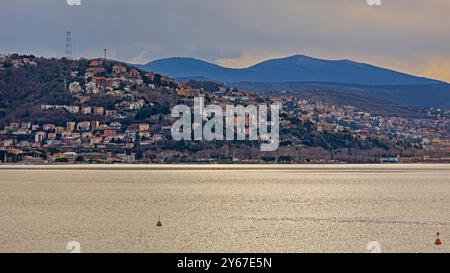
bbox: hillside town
[0,54,449,164]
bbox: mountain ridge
[141,55,446,85]
[140,55,450,109]
[231,81,450,109]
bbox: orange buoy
[435,232,442,246]
[156,216,162,227]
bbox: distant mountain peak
[142,54,444,86]
[148,57,219,66]
[275,54,314,61]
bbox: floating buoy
[156,216,162,227]
[435,232,442,246]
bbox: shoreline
[0,163,449,172]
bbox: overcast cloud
[1,0,449,81]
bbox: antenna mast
[65,31,73,59]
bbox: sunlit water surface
[0,164,449,253]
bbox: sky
[1,0,449,82]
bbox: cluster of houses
[70,60,145,95]
[41,104,123,118]
[0,54,38,70]
[0,57,190,163]
[277,96,449,147]
[0,55,448,163]
[0,120,165,164]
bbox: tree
[262,156,276,162]
[75,155,85,162]
[278,155,293,163]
